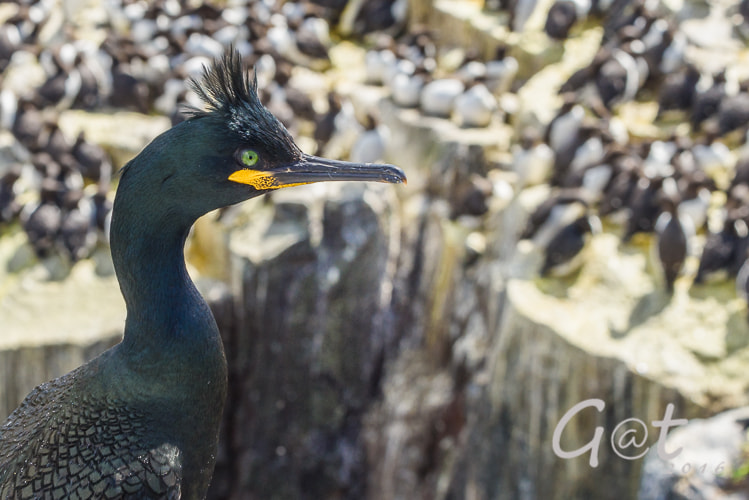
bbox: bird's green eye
[240,149,259,167]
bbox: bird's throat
[109,184,227,383]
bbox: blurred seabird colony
[0,0,748,304]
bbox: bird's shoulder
[0,366,183,499]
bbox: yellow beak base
[228,169,310,191]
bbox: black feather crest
[184,50,260,119]
[183,49,301,160]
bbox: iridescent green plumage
[0,50,405,499]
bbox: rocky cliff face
[203,114,741,499]
[207,183,401,498]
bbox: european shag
[0,51,405,499]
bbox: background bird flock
[0,0,748,307]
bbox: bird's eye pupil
[241,150,259,166]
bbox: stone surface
[639,406,749,500]
[207,181,402,499]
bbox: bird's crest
[184,50,299,158]
[185,50,260,119]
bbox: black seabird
[656,64,700,119]
[654,195,691,292]
[541,214,600,277]
[690,70,727,132]
[694,216,749,284]
[544,0,583,40]
[0,50,405,499]
[622,175,665,242]
[21,179,64,259]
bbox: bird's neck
[109,200,227,492]
[109,191,225,378]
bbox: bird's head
[117,50,405,222]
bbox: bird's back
[0,363,183,499]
